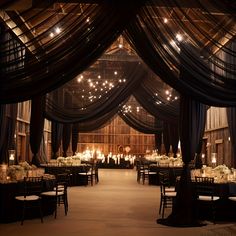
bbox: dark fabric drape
[72,124,79,155]
[51,121,63,159]
[0,2,144,104]
[163,122,170,156]
[0,103,17,164]
[124,5,236,107]
[30,96,45,166]
[62,124,71,157]
[118,111,163,134]
[195,106,207,168]
[169,123,179,158]
[0,105,7,163]
[155,131,162,154]
[227,107,236,167]
[45,62,146,123]
[167,94,207,226]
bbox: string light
[55,27,61,34]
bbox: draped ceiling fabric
[0,2,144,104]
[0,1,235,108]
[0,0,236,227]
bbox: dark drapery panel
[169,123,179,158]
[51,121,63,159]
[30,96,45,166]
[166,94,207,226]
[195,106,207,168]
[155,131,162,154]
[72,124,79,155]
[163,122,170,156]
[62,124,71,157]
[125,5,236,107]
[0,104,17,164]
[227,107,236,167]
[0,105,7,163]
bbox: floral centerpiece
[7,165,25,180]
[213,164,231,175]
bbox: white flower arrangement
[7,165,25,180]
[213,164,231,174]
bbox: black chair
[91,163,99,184]
[158,171,176,218]
[195,176,219,223]
[140,162,157,185]
[136,162,145,183]
[78,164,93,186]
[15,176,44,225]
[41,173,69,218]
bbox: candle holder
[8,150,15,166]
[211,153,217,168]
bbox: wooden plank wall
[203,107,233,167]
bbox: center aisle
[1,169,236,236]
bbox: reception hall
[0,0,236,235]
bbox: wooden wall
[77,116,155,156]
[203,107,233,167]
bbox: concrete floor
[1,169,236,236]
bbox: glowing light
[118,44,123,48]
[176,33,183,42]
[164,18,168,23]
[55,27,61,34]
[50,32,54,38]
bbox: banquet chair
[15,176,44,225]
[91,162,99,184]
[141,163,157,185]
[78,164,93,186]
[136,162,145,183]
[41,173,68,219]
[195,176,219,223]
[158,171,176,218]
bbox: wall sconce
[8,150,15,165]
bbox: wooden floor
[1,169,236,236]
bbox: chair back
[195,176,215,197]
[22,176,44,197]
[159,170,171,194]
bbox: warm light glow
[50,32,54,38]
[118,44,123,48]
[55,27,61,34]
[176,33,183,42]
[164,18,168,23]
